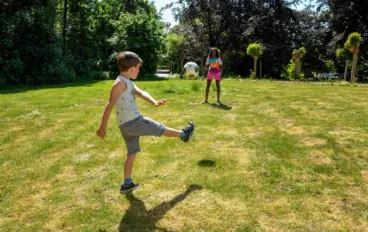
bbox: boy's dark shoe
[182,122,195,142]
[120,182,140,194]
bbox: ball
[183,62,199,79]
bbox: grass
[0,79,368,231]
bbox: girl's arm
[219,57,223,73]
[205,56,209,72]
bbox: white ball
[184,62,199,79]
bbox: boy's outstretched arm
[96,81,126,139]
[135,86,167,107]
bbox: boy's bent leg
[163,123,195,142]
[163,127,181,137]
[142,120,195,142]
[126,116,195,142]
[126,116,166,137]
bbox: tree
[336,48,352,81]
[0,0,74,85]
[165,32,185,74]
[0,0,165,86]
[292,47,306,78]
[344,32,362,83]
[246,43,263,78]
[62,0,68,54]
[173,0,230,47]
[164,22,210,76]
[316,0,367,80]
[109,2,164,76]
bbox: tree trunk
[200,52,205,76]
[351,53,358,83]
[62,0,68,54]
[344,59,348,81]
[295,59,300,77]
[125,0,133,13]
[253,57,258,79]
[260,59,262,79]
[180,54,185,78]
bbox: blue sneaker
[181,122,195,142]
[120,182,139,194]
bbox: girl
[202,47,223,104]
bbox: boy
[96,51,195,193]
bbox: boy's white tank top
[115,75,141,125]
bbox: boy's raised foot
[182,122,195,142]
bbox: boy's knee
[126,154,136,159]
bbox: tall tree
[317,0,368,79]
[336,48,352,81]
[62,0,68,54]
[164,23,210,76]
[344,32,362,83]
[247,43,263,78]
[292,47,306,78]
[109,1,164,75]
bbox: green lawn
[0,79,367,231]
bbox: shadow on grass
[198,159,216,167]
[0,80,102,94]
[0,76,172,95]
[119,184,203,231]
[209,103,232,110]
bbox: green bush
[249,70,256,79]
[191,81,201,92]
[282,60,298,80]
[108,11,164,76]
[87,71,110,80]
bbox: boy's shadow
[209,103,232,110]
[118,184,203,232]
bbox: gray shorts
[119,115,166,155]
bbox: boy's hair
[208,47,220,58]
[117,51,143,72]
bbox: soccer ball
[184,62,199,79]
